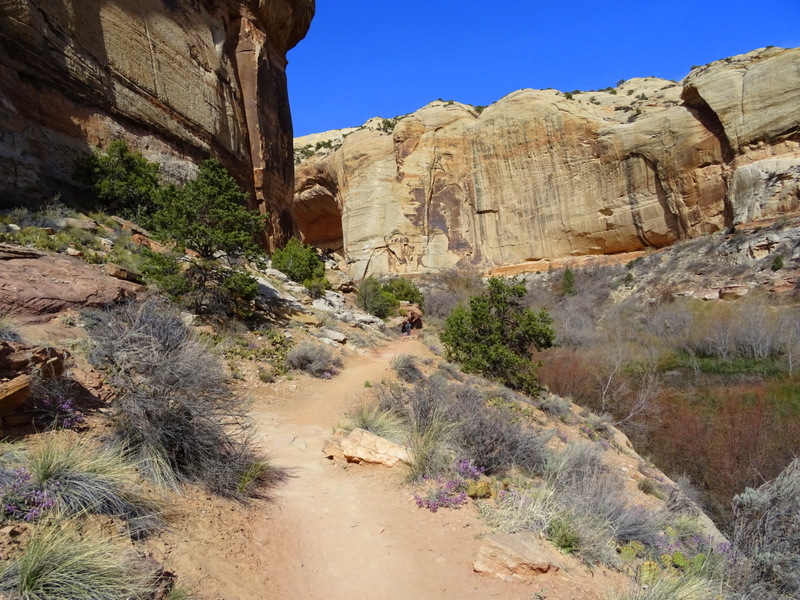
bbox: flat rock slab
[0,244,140,322]
[474,531,570,581]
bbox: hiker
[401,320,412,336]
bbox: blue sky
[287,1,800,137]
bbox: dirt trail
[247,337,534,600]
[149,336,612,600]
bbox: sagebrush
[86,297,272,498]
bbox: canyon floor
[142,335,623,600]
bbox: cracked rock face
[294,47,800,278]
[0,0,314,248]
[0,244,140,321]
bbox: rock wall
[0,0,314,247]
[294,47,800,278]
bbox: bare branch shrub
[449,383,552,475]
[86,297,271,499]
[732,458,800,599]
[420,268,484,320]
[286,341,343,378]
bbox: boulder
[323,428,411,467]
[0,244,140,322]
[61,217,98,232]
[101,263,143,284]
[312,291,347,313]
[0,375,31,416]
[319,328,347,344]
[473,532,569,580]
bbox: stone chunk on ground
[323,428,410,467]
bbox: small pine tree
[382,277,424,306]
[151,159,265,315]
[562,268,576,296]
[440,277,554,394]
[153,159,265,261]
[357,276,400,319]
[271,238,325,283]
[73,140,160,221]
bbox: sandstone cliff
[0,0,314,246]
[294,47,800,278]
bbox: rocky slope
[0,0,314,247]
[294,47,800,278]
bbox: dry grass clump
[286,341,343,378]
[337,404,406,444]
[20,434,161,539]
[0,520,154,600]
[449,383,551,475]
[86,297,274,499]
[605,574,723,600]
[0,313,22,343]
[375,373,552,481]
[390,353,424,382]
[375,378,458,481]
[479,483,558,534]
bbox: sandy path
[247,337,534,600]
[148,336,616,599]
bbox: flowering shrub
[414,478,468,513]
[453,457,484,479]
[653,526,735,573]
[0,468,56,522]
[414,458,485,512]
[32,391,85,429]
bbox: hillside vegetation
[0,141,798,599]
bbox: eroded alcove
[292,184,344,254]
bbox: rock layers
[0,0,314,247]
[294,47,800,278]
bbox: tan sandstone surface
[293,47,800,278]
[0,0,314,246]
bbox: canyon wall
[294,47,800,278]
[0,0,314,246]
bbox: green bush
[440,277,554,394]
[547,515,581,553]
[271,238,325,284]
[771,254,784,271]
[562,267,576,296]
[138,248,192,298]
[357,276,400,318]
[75,145,266,319]
[383,277,424,305]
[151,160,265,315]
[302,276,330,299]
[153,160,264,261]
[73,139,160,222]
